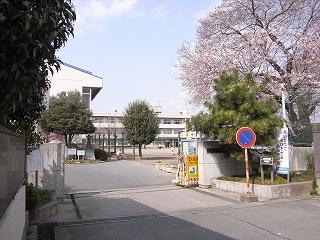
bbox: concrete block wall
[27,143,66,199]
[198,141,246,187]
[42,143,65,199]
[289,146,313,171]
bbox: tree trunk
[107,132,110,153]
[64,134,68,148]
[139,144,142,159]
[132,144,135,159]
[114,130,117,153]
[86,135,91,149]
[68,134,73,147]
[121,137,124,154]
[287,93,313,146]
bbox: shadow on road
[53,195,236,240]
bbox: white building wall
[49,78,83,97]
[47,63,103,111]
[49,64,103,97]
[92,113,189,146]
[0,185,26,240]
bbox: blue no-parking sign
[236,127,256,148]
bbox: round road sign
[236,127,256,149]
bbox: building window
[173,129,181,134]
[173,119,182,124]
[163,119,172,124]
[82,87,91,109]
[162,129,172,134]
[92,117,99,123]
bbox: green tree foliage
[192,72,282,154]
[40,91,95,147]
[123,100,159,158]
[0,0,76,148]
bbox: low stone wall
[211,179,312,199]
[30,201,57,223]
[0,185,26,240]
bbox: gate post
[312,124,320,187]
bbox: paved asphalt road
[59,153,320,240]
[65,148,177,192]
[65,160,173,192]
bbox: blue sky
[58,0,218,114]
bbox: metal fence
[0,126,25,217]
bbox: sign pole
[245,148,250,194]
[236,127,258,202]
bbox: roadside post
[236,127,258,202]
[260,157,274,184]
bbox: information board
[77,150,85,156]
[67,148,76,155]
[186,154,198,179]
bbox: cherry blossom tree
[177,0,320,144]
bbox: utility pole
[281,83,287,127]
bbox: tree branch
[266,1,295,28]
[265,57,285,76]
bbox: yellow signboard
[186,154,198,179]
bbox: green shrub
[290,171,314,182]
[217,176,243,182]
[274,176,287,184]
[26,184,52,210]
[94,149,110,160]
[26,184,40,210]
[217,175,288,185]
[310,178,319,195]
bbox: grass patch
[216,176,287,185]
[217,171,315,185]
[65,159,103,164]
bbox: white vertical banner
[277,127,289,174]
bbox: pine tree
[193,71,282,149]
